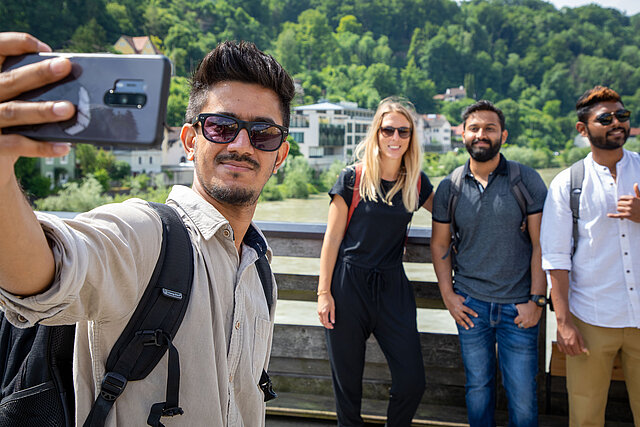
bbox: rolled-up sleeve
[0,199,162,327]
[540,169,573,272]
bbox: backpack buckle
[100,372,128,401]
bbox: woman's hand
[317,292,335,329]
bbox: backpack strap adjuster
[100,372,128,401]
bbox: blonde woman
[317,98,434,426]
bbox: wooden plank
[549,342,625,381]
[271,325,462,368]
[274,272,446,308]
[257,221,432,262]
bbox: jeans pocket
[454,290,472,306]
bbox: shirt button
[627,270,631,273]
[235,321,241,330]
[625,252,629,256]
[16,314,27,323]
[622,234,626,238]
[223,229,231,238]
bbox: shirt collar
[463,153,507,177]
[166,185,270,258]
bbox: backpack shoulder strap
[507,161,534,232]
[344,163,363,234]
[85,202,194,427]
[255,254,273,313]
[447,164,466,237]
[569,159,585,256]
[441,164,466,266]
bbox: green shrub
[35,177,112,212]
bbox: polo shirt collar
[463,153,508,178]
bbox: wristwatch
[530,294,548,307]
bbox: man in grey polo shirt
[431,100,547,426]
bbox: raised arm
[317,194,348,329]
[0,32,75,296]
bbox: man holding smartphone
[0,32,291,426]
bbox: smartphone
[2,52,171,147]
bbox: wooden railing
[257,221,634,426]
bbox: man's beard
[465,137,501,162]
[195,151,262,206]
[587,126,629,151]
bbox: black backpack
[0,202,275,427]
[442,160,534,269]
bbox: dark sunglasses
[380,126,412,139]
[594,109,631,126]
[192,113,288,152]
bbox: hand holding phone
[2,50,171,148]
[0,32,75,187]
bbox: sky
[546,0,640,15]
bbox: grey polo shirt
[432,155,547,303]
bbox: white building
[418,114,452,152]
[289,101,375,170]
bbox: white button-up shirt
[541,150,640,328]
[0,186,276,426]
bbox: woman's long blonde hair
[353,97,423,212]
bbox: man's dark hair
[461,100,506,131]
[186,41,295,128]
[576,85,623,123]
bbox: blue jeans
[456,291,539,427]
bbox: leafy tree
[35,176,112,212]
[167,76,190,127]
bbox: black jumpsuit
[326,167,433,427]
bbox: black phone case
[2,53,171,147]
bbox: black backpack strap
[569,159,585,256]
[254,253,277,402]
[84,202,194,427]
[508,161,534,232]
[443,164,466,268]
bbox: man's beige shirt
[0,185,276,426]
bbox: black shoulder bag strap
[569,159,585,256]
[507,161,535,232]
[442,164,466,268]
[84,202,194,427]
[255,254,277,402]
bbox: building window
[45,157,54,165]
[149,157,153,164]
[60,155,68,165]
[291,132,305,143]
[138,157,142,165]
[347,136,353,145]
[347,123,352,132]
[309,147,324,158]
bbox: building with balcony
[418,114,452,152]
[288,101,374,170]
[41,150,76,188]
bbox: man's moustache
[214,153,260,169]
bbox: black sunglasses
[192,113,288,152]
[594,109,631,126]
[380,126,412,139]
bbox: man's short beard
[587,126,629,151]
[465,138,501,162]
[194,148,261,206]
[199,179,258,206]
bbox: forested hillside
[3,0,640,150]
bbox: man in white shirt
[541,85,640,426]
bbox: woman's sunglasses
[192,113,288,152]
[379,126,412,139]
[594,109,631,126]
